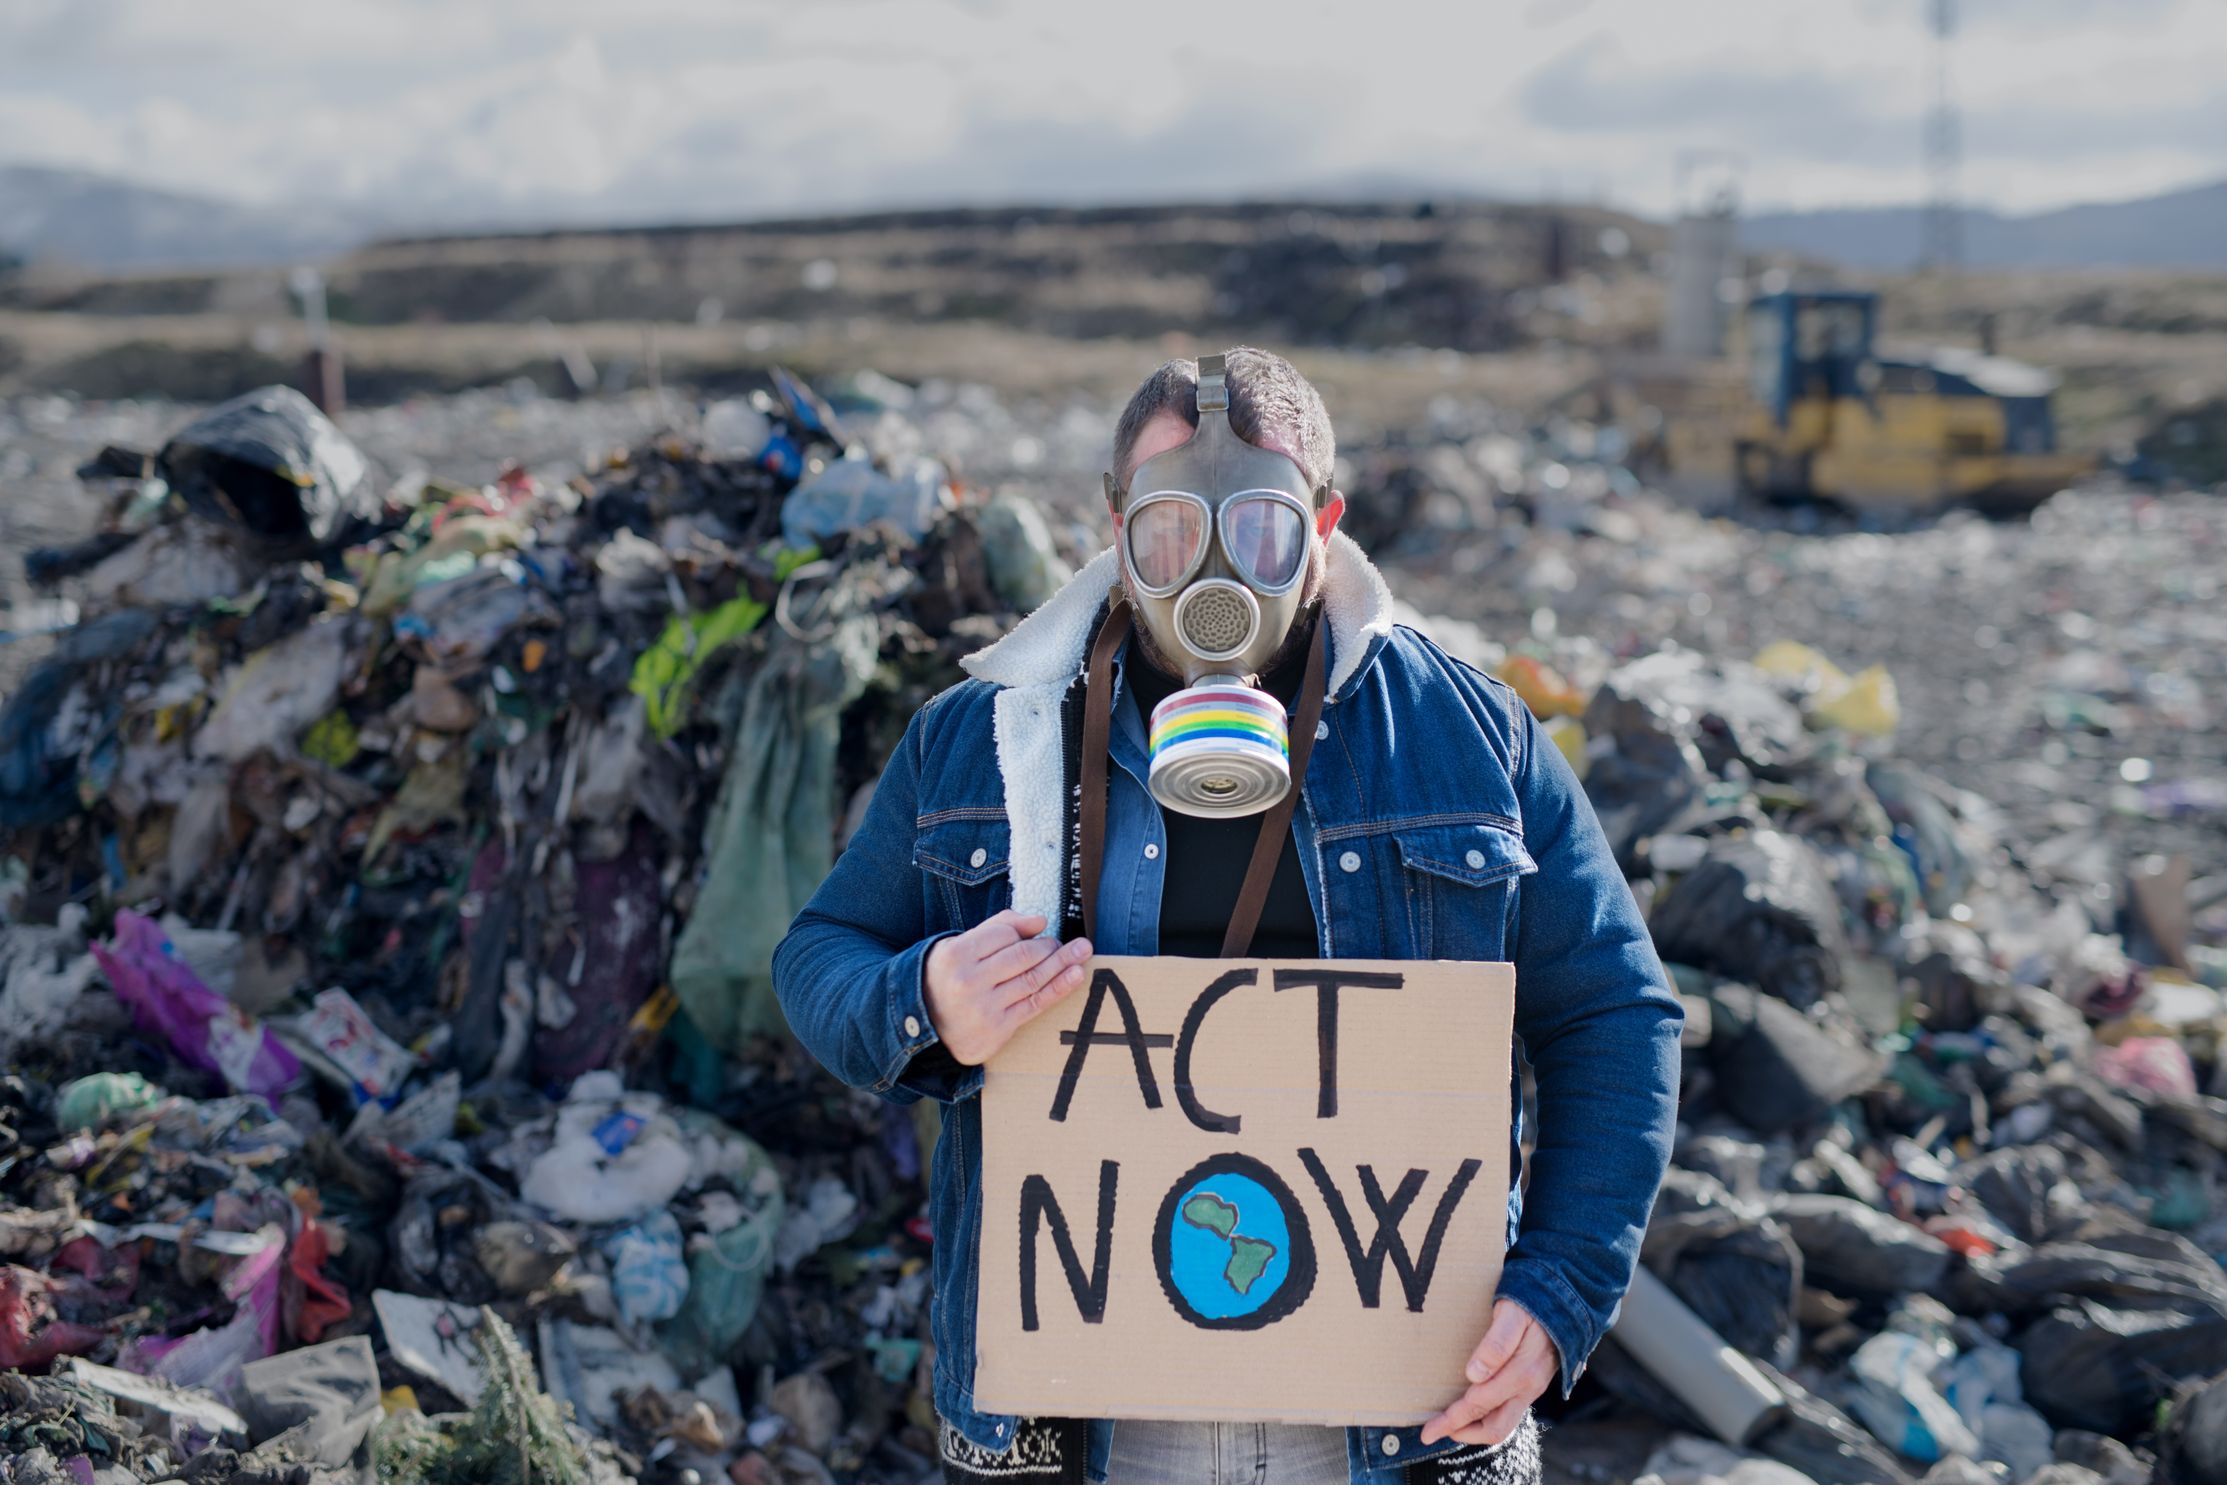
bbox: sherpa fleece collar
[960,529,1396,700]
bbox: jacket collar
[961,530,1396,700]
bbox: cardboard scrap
[974,956,1515,1426]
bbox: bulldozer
[1627,288,2092,514]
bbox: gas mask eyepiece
[1110,352,1324,818]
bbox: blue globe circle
[1166,1170,1295,1321]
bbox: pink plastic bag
[91,911,300,1102]
[122,1226,286,1400]
[2093,1034,2199,1099]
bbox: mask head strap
[1195,352,1229,413]
[1104,352,1237,514]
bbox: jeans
[1101,1415,1544,1485]
[1103,1421,1350,1485]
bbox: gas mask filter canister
[1110,353,1324,818]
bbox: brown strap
[1074,602,1331,956]
[1078,601,1132,943]
[1219,613,1328,958]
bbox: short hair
[1109,346,1335,498]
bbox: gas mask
[1105,353,1328,819]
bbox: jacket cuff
[887,932,984,1103]
[1495,1257,1595,1398]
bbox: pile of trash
[0,374,1067,1484]
[1395,606,2227,1480]
[3,370,2226,1485]
[1325,399,2227,1481]
[2135,397,2227,491]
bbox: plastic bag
[520,1078,692,1226]
[123,1226,287,1401]
[1768,1195,1952,1295]
[656,1117,785,1380]
[0,610,158,829]
[1847,1331,1979,1463]
[2160,1370,2227,1485]
[1496,654,1588,719]
[671,610,876,1050]
[292,987,416,1107]
[2018,1299,2227,1434]
[1650,832,1850,1009]
[1958,1144,2083,1246]
[1746,1365,1919,1485]
[976,492,1073,610]
[604,1211,689,1325]
[55,1071,164,1130]
[1704,984,1884,1133]
[91,911,301,1102]
[397,564,554,667]
[779,455,946,546]
[0,1265,105,1369]
[192,615,354,764]
[158,384,367,545]
[1964,1221,2227,1319]
[1578,662,1713,865]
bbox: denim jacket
[773,534,1681,1483]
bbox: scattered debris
[1,370,2222,1484]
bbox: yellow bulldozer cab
[1618,289,2092,514]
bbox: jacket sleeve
[772,700,983,1105]
[1496,703,1683,1395]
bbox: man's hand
[1418,1298,1558,1448]
[923,910,1093,1066]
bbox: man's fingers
[1001,938,1092,1008]
[1010,960,1090,1023]
[1422,1346,1550,1445]
[1420,1379,1496,1444]
[979,933,1064,987]
[1447,1398,1528,1449]
[964,910,1046,958]
[1465,1300,1531,1383]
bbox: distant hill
[14,156,2225,280]
[0,164,370,271]
[1743,177,2227,271]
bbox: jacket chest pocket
[913,811,1013,931]
[1395,820,1536,962]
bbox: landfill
[1,369,2224,1485]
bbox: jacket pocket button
[1466,849,1486,869]
[1314,720,1328,740]
[1339,851,1362,873]
[969,847,987,868]
[904,1015,922,1038]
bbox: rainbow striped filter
[1146,682,1291,818]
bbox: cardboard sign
[975,956,1515,1426]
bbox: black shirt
[1126,636,1322,958]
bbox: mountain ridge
[1742,177,2227,271]
[7,159,2226,274]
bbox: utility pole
[1922,0,1962,272]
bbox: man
[774,348,1681,1485]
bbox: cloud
[1956,0,2189,32]
[0,0,2222,223]
[1519,39,1908,168]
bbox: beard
[1118,536,1328,682]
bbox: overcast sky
[4,0,2223,226]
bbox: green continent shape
[1181,1192,1239,1240]
[1224,1236,1278,1295]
